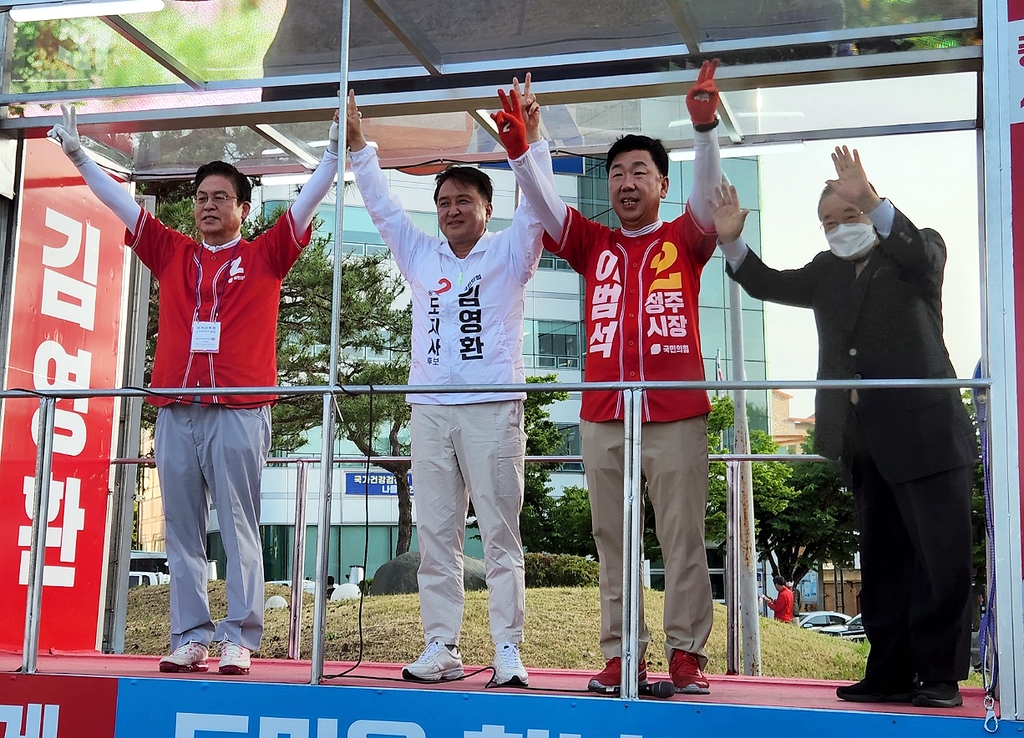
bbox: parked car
[820,613,866,641]
[128,571,169,588]
[797,610,852,631]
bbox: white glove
[47,104,88,167]
[328,115,339,156]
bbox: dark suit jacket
[727,207,976,484]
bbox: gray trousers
[409,401,527,646]
[155,403,271,650]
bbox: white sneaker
[492,642,529,687]
[158,641,209,673]
[402,640,464,682]
[218,641,251,675]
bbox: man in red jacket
[509,60,722,695]
[765,576,794,623]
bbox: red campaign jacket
[128,210,311,408]
[544,206,717,423]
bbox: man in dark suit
[711,147,976,708]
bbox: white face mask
[825,222,877,261]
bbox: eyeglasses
[820,213,865,234]
[194,193,239,206]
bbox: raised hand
[825,146,881,213]
[492,79,529,159]
[345,89,367,152]
[686,59,720,128]
[711,183,749,244]
[328,108,340,155]
[47,104,88,167]
[513,73,541,143]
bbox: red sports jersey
[544,206,716,422]
[128,210,311,407]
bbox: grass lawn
[126,583,879,680]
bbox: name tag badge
[191,321,222,353]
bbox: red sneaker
[587,656,648,694]
[670,650,710,694]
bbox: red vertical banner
[1012,1,1024,573]
[0,140,128,650]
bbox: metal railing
[10,375,990,698]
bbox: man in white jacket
[345,80,551,687]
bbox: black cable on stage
[323,385,373,680]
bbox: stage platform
[0,650,999,738]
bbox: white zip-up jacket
[349,140,553,404]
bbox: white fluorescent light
[261,173,313,187]
[669,141,804,161]
[261,170,353,187]
[10,0,165,22]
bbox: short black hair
[606,135,670,177]
[433,165,493,204]
[773,575,786,588]
[194,161,252,204]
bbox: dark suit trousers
[849,444,973,684]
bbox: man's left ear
[485,202,493,221]
[660,177,670,198]
[241,201,252,219]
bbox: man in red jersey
[507,61,722,695]
[48,105,340,676]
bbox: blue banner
[113,677,986,738]
[345,470,413,496]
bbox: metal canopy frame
[7,0,1021,722]
[0,2,983,174]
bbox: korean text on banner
[0,140,128,650]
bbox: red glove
[491,87,529,159]
[686,58,720,128]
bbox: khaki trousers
[410,401,527,646]
[582,416,713,666]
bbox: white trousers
[156,403,271,650]
[410,401,526,646]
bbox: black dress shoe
[912,682,962,708]
[837,678,917,703]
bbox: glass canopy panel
[120,0,291,82]
[121,114,489,177]
[124,125,308,179]
[4,0,427,97]
[543,72,977,156]
[368,0,683,66]
[6,15,180,94]
[83,69,979,178]
[125,0,424,83]
[684,0,979,43]
[726,73,978,138]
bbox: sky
[756,130,982,419]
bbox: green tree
[763,431,857,584]
[547,485,597,558]
[961,390,989,606]
[268,216,413,554]
[518,375,570,552]
[705,395,856,585]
